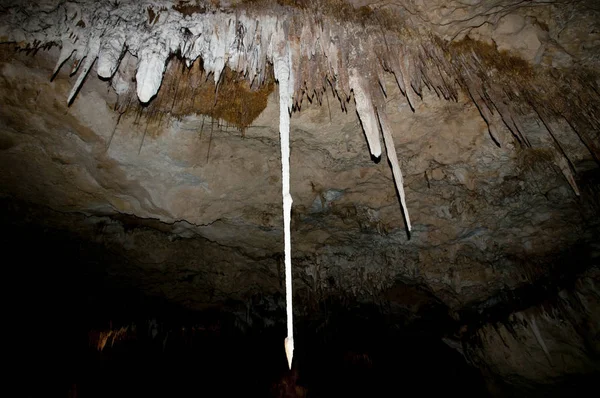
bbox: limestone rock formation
[1,0,599,395]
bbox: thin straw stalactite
[275,52,295,370]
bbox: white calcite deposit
[0,0,424,232]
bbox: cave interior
[1,0,599,397]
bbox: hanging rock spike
[349,69,382,159]
[274,43,295,371]
[378,108,412,232]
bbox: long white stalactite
[275,50,295,369]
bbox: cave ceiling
[0,0,599,320]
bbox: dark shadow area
[4,201,487,397]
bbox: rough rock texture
[1,0,599,393]
[459,266,600,395]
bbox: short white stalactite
[378,108,412,232]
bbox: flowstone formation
[1,0,599,394]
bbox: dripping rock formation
[1,0,599,396]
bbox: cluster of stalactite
[1,0,598,212]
